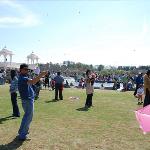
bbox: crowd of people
[1,63,150,141]
[0,69,6,85]
[77,72,143,92]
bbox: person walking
[10,70,20,117]
[54,72,64,100]
[143,70,150,107]
[18,63,47,140]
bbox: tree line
[39,61,150,76]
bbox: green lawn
[0,85,150,150]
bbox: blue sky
[0,0,150,66]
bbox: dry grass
[0,85,150,150]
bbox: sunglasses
[23,68,29,71]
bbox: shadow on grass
[45,99,59,103]
[76,107,89,111]
[0,115,17,124]
[0,136,24,150]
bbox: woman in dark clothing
[10,70,20,117]
[44,74,50,89]
[143,70,150,107]
[84,70,95,108]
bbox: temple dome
[0,47,13,56]
[27,52,39,59]
[27,52,39,64]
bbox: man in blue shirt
[54,72,64,100]
[18,64,47,140]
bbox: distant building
[27,52,39,64]
[0,49,38,69]
[63,61,75,66]
[104,65,117,70]
[93,65,99,69]
[0,46,13,67]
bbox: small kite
[69,96,79,100]
[135,105,150,134]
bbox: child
[135,84,144,105]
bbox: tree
[97,65,104,71]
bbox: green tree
[98,65,104,71]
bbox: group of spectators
[77,72,144,91]
[2,63,150,141]
[0,69,6,85]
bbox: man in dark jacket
[54,72,64,100]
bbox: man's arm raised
[27,71,47,85]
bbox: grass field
[0,84,150,150]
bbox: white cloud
[0,0,40,27]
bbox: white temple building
[27,52,39,64]
[0,46,13,65]
[0,48,40,69]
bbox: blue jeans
[0,77,4,85]
[11,92,20,116]
[18,99,34,139]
